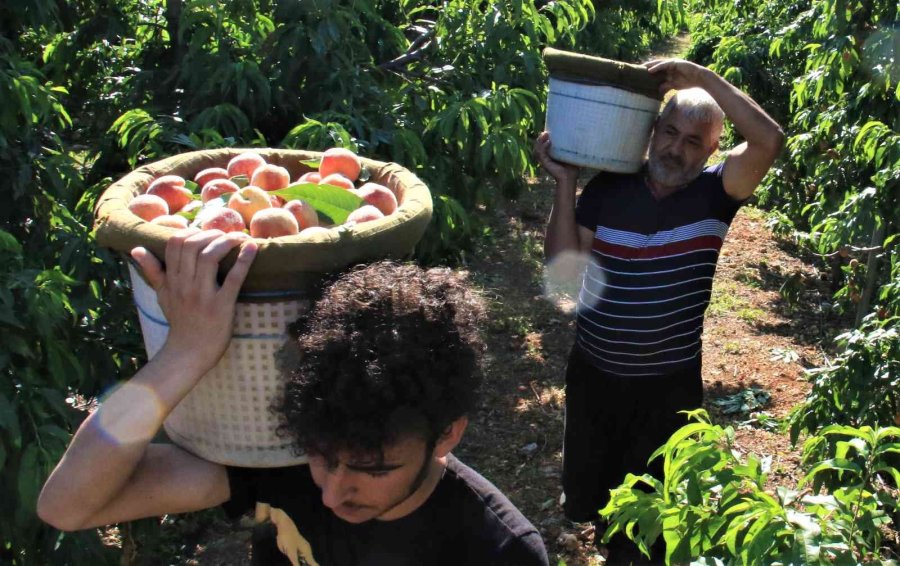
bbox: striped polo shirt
[573,162,743,377]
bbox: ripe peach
[150,214,189,229]
[354,182,397,216]
[319,173,355,191]
[194,167,229,189]
[297,172,321,184]
[250,208,299,238]
[284,199,319,230]
[251,163,291,191]
[199,207,246,233]
[227,152,266,180]
[346,205,385,224]
[147,175,193,213]
[300,226,332,238]
[319,147,361,182]
[228,186,273,225]
[201,178,241,203]
[128,194,169,221]
[180,200,203,215]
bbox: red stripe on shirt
[593,235,724,260]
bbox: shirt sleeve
[574,172,607,230]
[221,466,263,519]
[708,159,749,216]
[496,532,551,566]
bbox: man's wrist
[148,343,215,390]
[555,176,578,193]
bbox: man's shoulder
[438,455,548,562]
[223,463,316,518]
[442,455,530,526]
[685,160,726,191]
[585,168,641,190]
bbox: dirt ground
[132,174,851,565]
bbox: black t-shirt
[223,454,549,566]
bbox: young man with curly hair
[38,229,549,566]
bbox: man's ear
[433,416,468,458]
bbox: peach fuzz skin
[319,173,355,191]
[283,199,319,230]
[297,171,321,184]
[346,204,384,224]
[250,208,299,238]
[319,147,361,182]
[147,175,193,213]
[199,207,246,233]
[193,167,229,189]
[201,178,240,203]
[300,226,332,237]
[226,152,266,180]
[228,186,272,225]
[251,163,291,191]
[354,182,397,216]
[128,194,169,221]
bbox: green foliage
[3,0,683,561]
[688,0,898,321]
[88,0,603,262]
[2,5,142,563]
[575,0,689,61]
[789,317,900,441]
[600,410,899,564]
[0,222,135,564]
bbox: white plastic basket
[129,263,309,468]
[545,77,661,173]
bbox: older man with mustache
[534,58,784,564]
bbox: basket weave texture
[98,149,433,467]
[542,48,664,173]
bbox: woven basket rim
[542,47,664,100]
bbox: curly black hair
[276,261,486,460]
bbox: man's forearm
[544,179,580,261]
[37,347,205,529]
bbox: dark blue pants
[562,345,703,560]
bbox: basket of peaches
[94,147,433,295]
[92,147,433,467]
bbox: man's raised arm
[533,131,594,262]
[38,229,256,531]
[646,59,785,200]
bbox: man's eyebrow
[346,462,403,472]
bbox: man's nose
[320,466,356,508]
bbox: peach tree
[3,0,685,562]
[600,411,900,564]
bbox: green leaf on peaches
[230,174,250,188]
[270,183,362,225]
